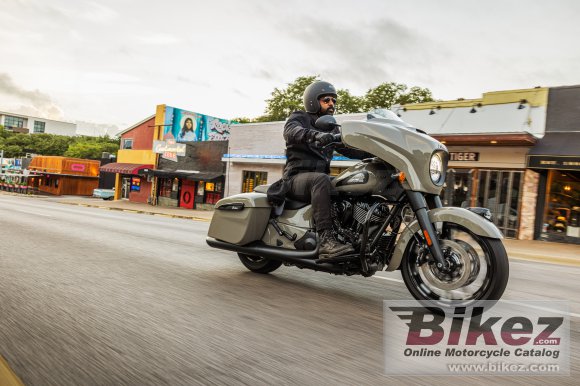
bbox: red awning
[99,163,153,175]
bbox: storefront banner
[153,140,186,162]
[449,152,479,162]
[162,106,230,142]
[527,155,580,171]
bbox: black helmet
[303,81,337,113]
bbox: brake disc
[421,239,472,291]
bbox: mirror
[314,115,340,131]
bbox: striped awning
[99,163,153,175]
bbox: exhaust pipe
[206,237,348,274]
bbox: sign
[449,152,479,162]
[527,155,580,171]
[131,177,141,192]
[70,163,87,172]
[161,106,230,142]
[153,140,186,162]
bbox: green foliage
[241,76,435,122]
[336,89,365,114]
[65,142,119,159]
[263,75,318,121]
[0,130,119,159]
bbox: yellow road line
[0,355,24,386]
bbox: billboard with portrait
[161,106,230,142]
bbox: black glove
[313,132,335,146]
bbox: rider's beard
[322,106,335,116]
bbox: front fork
[407,191,448,269]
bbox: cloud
[135,33,182,45]
[280,16,445,88]
[0,73,64,120]
[75,120,120,137]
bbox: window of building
[4,115,25,129]
[541,170,580,241]
[122,139,133,149]
[33,121,46,133]
[242,171,268,193]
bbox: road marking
[0,355,24,386]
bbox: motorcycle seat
[254,184,308,210]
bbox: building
[100,115,156,202]
[527,85,580,244]
[102,104,231,209]
[27,156,100,195]
[0,111,76,136]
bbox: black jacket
[282,110,372,179]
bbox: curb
[56,201,212,222]
[0,355,24,386]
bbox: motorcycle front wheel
[238,253,283,274]
[401,222,509,306]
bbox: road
[0,194,578,385]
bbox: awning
[145,169,222,181]
[527,132,580,171]
[100,163,153,175]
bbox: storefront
[528,132,580,244]
[151,140,228,209]
[27,156,100,196]
[99,163,153,202]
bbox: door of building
[121,177,131,199]
[180,180,195,209]
[476,169,523,238]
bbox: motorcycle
[206,109,509,305]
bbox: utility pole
[0,149,3,176]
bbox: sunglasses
[321,97,337,104]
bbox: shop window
[159,178,173,198]
[131,177,141,192]
[242,171,267,193]
[542,170,580,240]
[475,169,524,238]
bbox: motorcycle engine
[332,198,391,246]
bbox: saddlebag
[208,193,271,245]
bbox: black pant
[287,172,335,231]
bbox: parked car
[93,188,115,200]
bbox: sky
[1,0,579,136]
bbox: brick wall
[518,169,540,240]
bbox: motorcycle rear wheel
[401,222,509,306]
[238,253,283,274]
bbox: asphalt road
[0,194,578,385]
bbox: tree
[263,75,318,121]
[336,89,364,114]
[250,76,435,122]
[65,142,119,159]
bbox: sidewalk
[52,196,214,222]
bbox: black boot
[318,230,354,259]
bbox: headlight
[429,152,444,184]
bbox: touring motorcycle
[206,109,509,304]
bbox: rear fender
[387,207,503,271]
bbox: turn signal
[398,172,406,183]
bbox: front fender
[386,207,503,271]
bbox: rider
[283,80,372,259]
